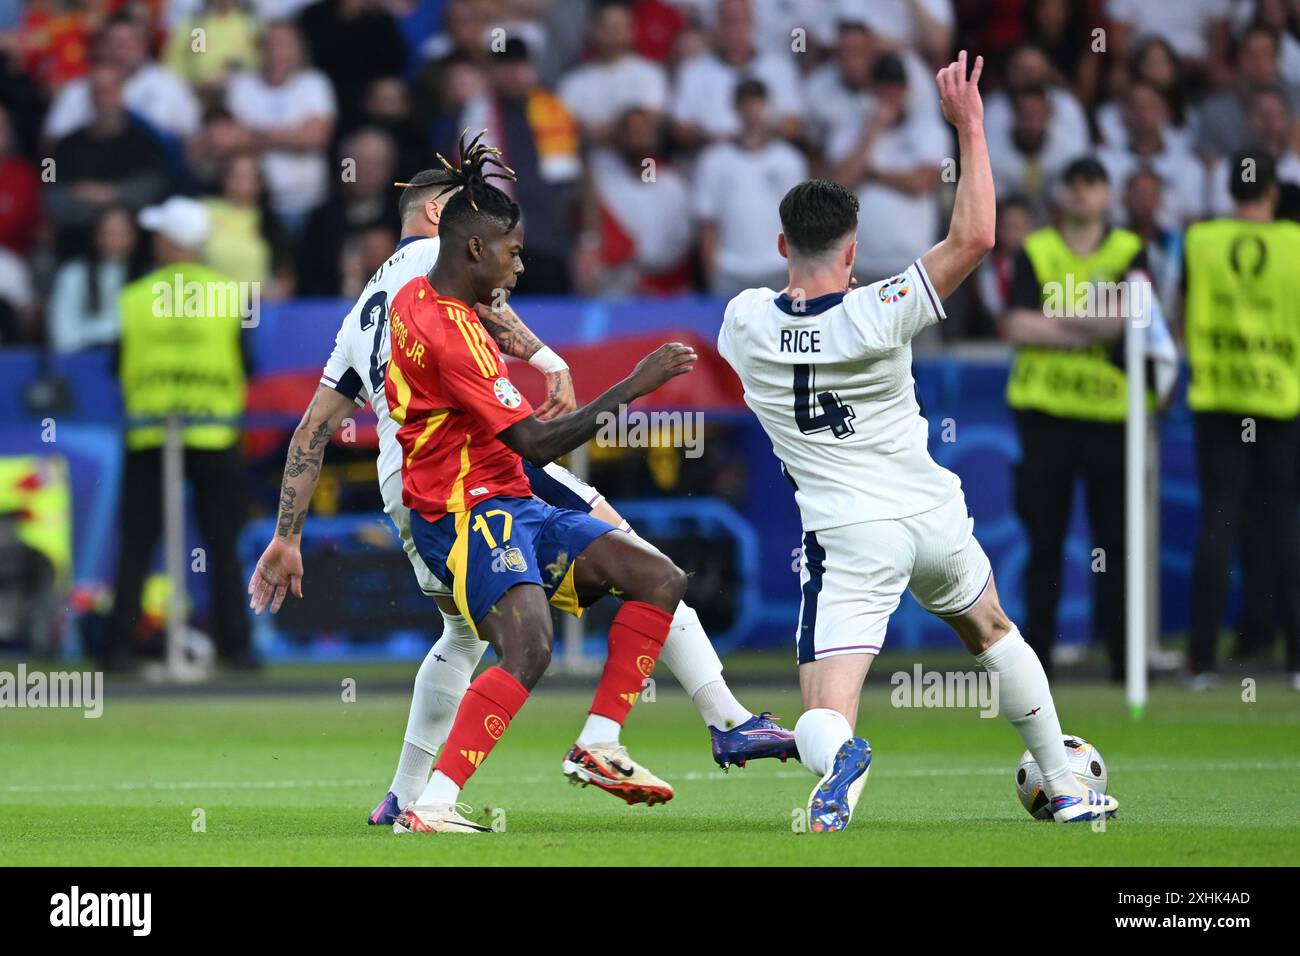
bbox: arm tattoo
[274,406,338,539]
[479,305,544,360]
[275,485,298,538]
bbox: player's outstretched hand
[937,50,984,128]
[628,343,697,397]
[535,366,577,421]
[248,537,304,615]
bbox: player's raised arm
[920,51,995,301]
[247,384,355,614]
[474,301,576,420]
[498,343,696,467]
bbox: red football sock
[589,601,673,723]
[433,666,529,787]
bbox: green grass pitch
[2,670,1298,866]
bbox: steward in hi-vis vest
[1182,152,1300,684]
[107,197,255,671]
[999,157,1148,683]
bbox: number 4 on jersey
[793,364,855,439]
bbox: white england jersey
[320,235,441,489]
[717,258,960,531]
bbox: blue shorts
[409,496,615,629]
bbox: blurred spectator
[578,106,692,296]
[46,61,171,257]
[988,86,1076,223]
[805,19,941,160]
[186,105,254,191]
[163,0,262,99]
[359,75,427,177]
[1022,0,1102,107]
[0,241,34,343]
[298,0,407,132]
[1120,166,1182,307]
[1197,24,1300,159]
[558,0,669,144]
[201,150,294,295]
[48,203,146,353]
[984,44,1091,160]
[42,13,202,144]
[459,37,581,292]
[411,0,491,130]
[1096,81,1207,228]
[226,20,337,226]
[726,0,828,60]
[1105,0,1233,91]
[670,0,804,150]
[297,126,397,295]
[694,79,806,296]
[973,194,1033,334]
[424,51,489,161]
[625,0,685,63]
[1209,86,1300,215]
[339,220,398,297]
[0,104,41,257]
[825,52,947,280]
[1097,38,1198,153]
[826,0,956,68]
[1245,0,1300,89]
[19,0,95,90]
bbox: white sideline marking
[4,759,1298,796]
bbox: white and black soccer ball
[1015,734,1108,820]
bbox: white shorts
[381,471,448,597]
[379,463,610,599]
[795,492,992,664]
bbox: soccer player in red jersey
[387,135,698,834]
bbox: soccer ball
[1014,734,1108,820]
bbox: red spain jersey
[385,278,534,521]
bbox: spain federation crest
[494,376,523,408]
[499,546,528,572]
[878,274,910,304]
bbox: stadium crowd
[0,0,1298,349]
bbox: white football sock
[389,608,486,806]
[390,743,434,809]
[693,680,752,730]
[578,714,622,747]
[975,627,1083,799]
[658,603,753,728]
[794,708,853,777]
[417,769,460,808]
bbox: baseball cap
[138,196,212,249]
[1062,156,1110,185]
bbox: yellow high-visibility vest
[1006,227,1144,422]
[118,264,247,450]
[1184,218,1300,419]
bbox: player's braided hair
[430,129,521,235]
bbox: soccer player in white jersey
[718,53,1119,829]
[247,166,796,824]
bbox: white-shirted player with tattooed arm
[718,53,1119,831]
[247,166,797,825]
